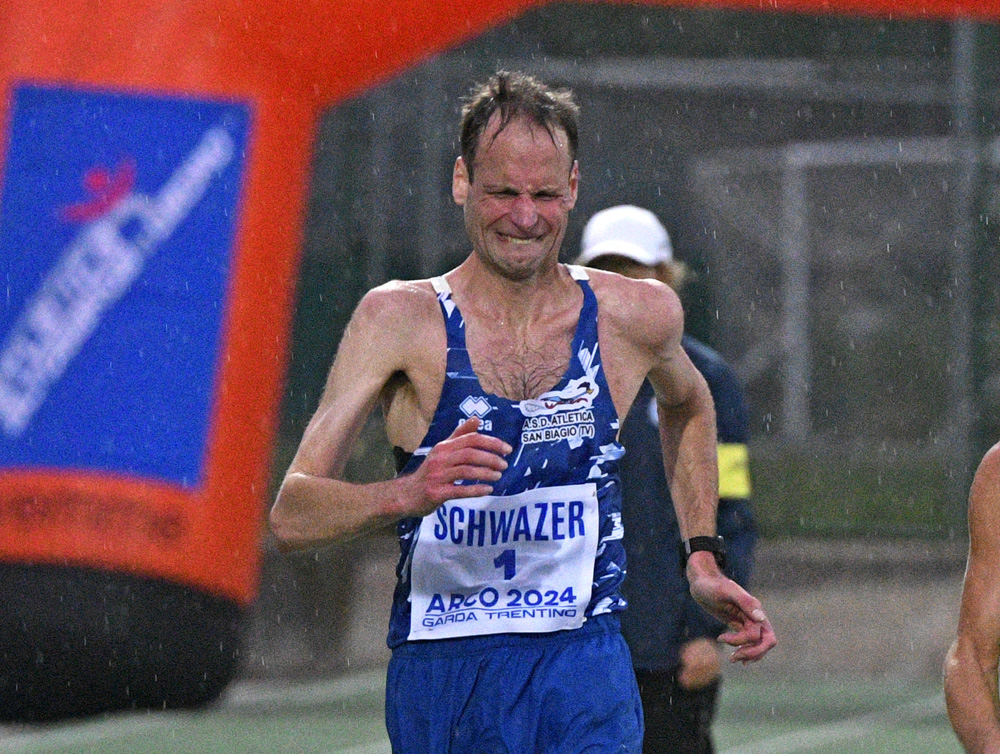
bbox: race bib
[408,483,599,641]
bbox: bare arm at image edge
[946,443,1000,754]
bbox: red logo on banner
[60,159,136,223]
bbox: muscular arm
[589,270,717,534]
[946,443,1000,754]
[650,339,718,546]
[269,283,510,551]
[592,270,774,662]
[600,273,719,544]
[652,318,774,663]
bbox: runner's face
[453,115,578,280]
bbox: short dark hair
[459,71,579,182]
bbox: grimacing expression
[453,114,578,280]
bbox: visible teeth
[505,237,534,244]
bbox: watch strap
[679,535,726,569]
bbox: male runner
[270,71,776,753]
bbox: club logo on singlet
[518,375,597,448]
[460,395,493,431]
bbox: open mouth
[497,233,539,245]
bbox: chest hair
[468,328,574,402]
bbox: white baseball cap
[576,205,673,267]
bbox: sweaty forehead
[476,114,572,166]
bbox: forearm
[270,472,405,551]
[945,640,1000,754]
[659,395,719,539]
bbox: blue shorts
[385,615,643,754]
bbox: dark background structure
[281,5,1000,538]
[250,4,1000,682]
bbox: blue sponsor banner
[0,84,251,488]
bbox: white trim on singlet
[434,266,588,289]
[431,276,451,295]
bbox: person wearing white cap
[577,205,758,754]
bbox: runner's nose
[509,194,538,229]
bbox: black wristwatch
[679,535,726,569]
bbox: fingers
[416,421,513,503]
[718,621,759,649]
[728,629,776,663]
[428,435,511,479]
[444,418,513,457]
[699,581,776,664]
[719,610,777,664]
[439,463,503,486]
[449,416,484,438]
[451,445,511,474]
[439,482,497,499]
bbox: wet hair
[459,70,579,182]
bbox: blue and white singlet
[387,265,628,648]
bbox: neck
[449,254,570,321]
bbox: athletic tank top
[386,265,627,648]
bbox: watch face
[679,537,726,568]
[687,536,723,552]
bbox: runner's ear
[453,157,470,205]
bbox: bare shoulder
[582,268,687,416]
[978,442,1000,479]
[584,267,683,350]
[322,278,445,389]
[970,442,1000,517]
[963,442,1000,574]
[352,279,439,332]
[345,279,437,350]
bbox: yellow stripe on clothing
[718,443,751,498]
